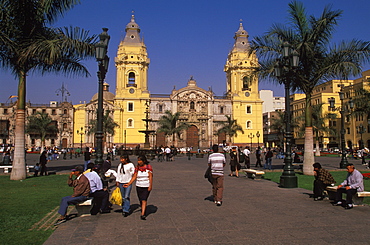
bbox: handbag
[109,187,122,206]
[204,166,211,179]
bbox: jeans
[58,195,88,216]
[84,160,90,171]
[118,183,132,213]
[264,158,272,170]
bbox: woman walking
[229,148,240,177]
[124,155,153,220]
[116,155,135,217]
[39,151,48,176]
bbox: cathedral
[74,14,263,149]
[0,15,263,150]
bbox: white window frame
[246,105,252,114]
[246,120,252,129]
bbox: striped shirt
[208,153,226,176]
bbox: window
[42,109,46,114]
[190,101,195,110]
[242,76,250,90]
[128,102,134,112]
[128,72,136,87]
[63,123,67,130]
[347,128,350,134]
[159,105,163,113]
[246,121,252,129]
[3,109,7,114]
[51,139,55,145]
[127,119,133,128]
[220,106,224,114]
[32,109,36,114]
[52,109,56,115]
[63,109,68,115]
[246,105,251,114]
[31,139,35,144]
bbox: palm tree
[88,110,119,152]
[26,112,58,152]
[0,0,96,180]
[270,110,299,150]
[251,1,370,175]
[157,111,189,146]
[217,115,244,145]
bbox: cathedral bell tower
[114,15,151,146]
[224,22,263,145]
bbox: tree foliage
[217,115,244,144]
[157,111,189,145]
[26,112,58,151]
[251,0,370,175]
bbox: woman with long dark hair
[116,155,135,217]
[124,155,153,220]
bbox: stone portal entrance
[186,125,198,149]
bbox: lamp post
[248,133,254,149]
[76,127,85,151]
[95,28,110,165]
[256,131,260,147]
[328,90,353,168]
[357,124,366,149]
[274,41,299,188]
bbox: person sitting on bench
[54,166,90,226]
[333,164,364,209]
[312,162,335,201]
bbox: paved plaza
[25,153,370,244]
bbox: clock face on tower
[129,88,135,94]
[245,92,250,97]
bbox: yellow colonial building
[73,15,263,149]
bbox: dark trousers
[255,155,262,167]
[313,180,329,198]
[212,175,224,202]
[89,190,110,215]
[335,188,357,205]
[244,156,250,169]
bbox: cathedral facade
[73,15,263,149]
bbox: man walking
[243,146,251,169]
[333,164,364,209]
[208,144,226,206]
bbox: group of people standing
[228,146,274,177]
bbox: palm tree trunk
[315,132,321,156]
[303,96,314,175]
[10,72,27,180]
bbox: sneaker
[216,201,222,206]
[54,218,67,226]
[314,197,323,201]
[345,204,353,209]
[140,215,146,220]
[332,201,342,206]
[122,212,129,217]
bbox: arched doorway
[156,132,166,147]
[186,125,198,148]
[218,132,226,145]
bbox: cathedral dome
[91,82,115,101]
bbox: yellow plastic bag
[110,187,122,206]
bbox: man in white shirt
[84,163,110,215]
[243,146,251,169]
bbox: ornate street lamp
[95,28,110,165]
[274,41,299,188]
[357,124,366,149]
[256,131,260,147]
[248,133,254,149]
[328,90,353,168]
[76,127,85,151]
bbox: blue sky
[1,0,370,104]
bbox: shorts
[136,186,151,201]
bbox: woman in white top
[125,155,153,220]
[116,155,135,217]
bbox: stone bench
[0,165,34,174]
[242,169,265,180]
[325,186,370,205]
[75,198,93,217]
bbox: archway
[186,125,198,149]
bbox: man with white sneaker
[333,164,364,209]
[208,144,226,206]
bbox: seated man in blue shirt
[84,163,111,215]
[333,164,364,209]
